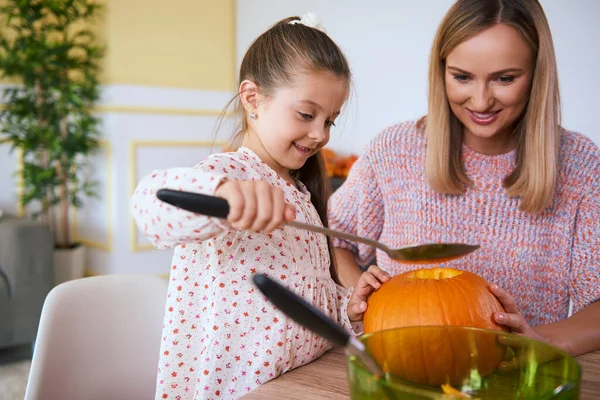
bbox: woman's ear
[239,79,260,113]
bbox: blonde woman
[329,0,600,358]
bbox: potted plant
[0,0,104,284]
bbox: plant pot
[53,244,86,285]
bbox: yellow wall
[104,0,236,90]
[0,0,237,91]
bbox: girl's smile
[241,70,349,180]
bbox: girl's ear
[239,79,260,113]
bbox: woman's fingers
[490,284,520,314]
[494,311,528,333]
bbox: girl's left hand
[347,265,391,322]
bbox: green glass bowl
[347,326,581,399]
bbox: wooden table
[242,347,600,399]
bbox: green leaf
[0,0,103,242]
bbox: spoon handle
[157,189,230,219]
[288,220,390,252]
[156,189,390,252]
[252,274,385,380]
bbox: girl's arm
[329,151,385,288]
[336,266,392,335]
[334,248,364,289]
[130,155,233,250]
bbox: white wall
[0,84,234,276]
[236,0,600,155]
[0,143,18,215]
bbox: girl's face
[445,23,534,154]
[244,70,348,178]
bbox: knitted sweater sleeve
[569,173,600,314]
[328,146,384,266]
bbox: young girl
[131,15,388,400]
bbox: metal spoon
[156,189,479,264]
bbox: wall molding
[94,105,228,117]
[129,139,227,252]
[71,140,113,252]
[16,148,24,217]
[0,84,237,118]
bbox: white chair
[24,274,168,400]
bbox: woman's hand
[347,265,391,322]
[490,284,557,371]
[214,180,296,233]
[490,284,545,340]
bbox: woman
[329,0,600,357]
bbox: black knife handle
[252,274,349,348]
[156,189,230,220]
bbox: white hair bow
[289,12,327,33]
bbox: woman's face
[445,23,535,154]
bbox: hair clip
[288,12,327,33]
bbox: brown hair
[424,0,561,213]
[221,17,351,282]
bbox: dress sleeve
[130,154,246,250]
[328,149,384,265]
[569,175,600,314]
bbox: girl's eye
[299,112,312,120]
[453,74,470,82]
[498,76,515,83]
[325,120,336,127]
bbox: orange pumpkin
[320,148,337,177]
[334,154,358,178]
[363,267,507,386]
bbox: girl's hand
[347,265,391,322]
[214,180,296,233]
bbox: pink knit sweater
[329,120,600,326]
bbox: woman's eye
[299,112,312,120]
[326,120,336,127]
[498,76,515,83]
[453,74,470,82]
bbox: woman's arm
[493,167,600,356]
[558,167,600,355]
[492,285,599,356]
[537,301,600,356]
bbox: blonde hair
[424,0,561,213]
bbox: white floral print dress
[131,147,358,400]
